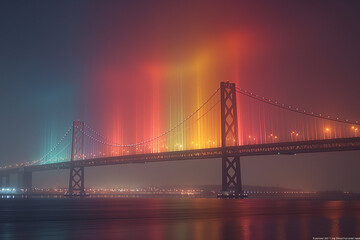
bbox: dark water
[1,198,360,240]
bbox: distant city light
[0,188,16,193]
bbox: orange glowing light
[325,128,330,132]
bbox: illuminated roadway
[1,137,360,175]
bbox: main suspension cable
[35,126,73,164]
[84,87,221,147]
[236,87,360,126]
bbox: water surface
[1,198,360,240]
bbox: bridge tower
[67,120,85,196]
[220,81,243,198]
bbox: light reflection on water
[0,199,360,240]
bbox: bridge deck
[1,137,360,174]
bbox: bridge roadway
[1,137,360,175]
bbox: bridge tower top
[220,81,239,147]
[71,120,85,161]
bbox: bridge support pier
[218,81,246,199]
[67,166,85,196]
[5,175,10,188]
[221,156,242,197]
[17,170,32,192]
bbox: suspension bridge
[1,81,359,198]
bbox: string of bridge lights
[235,87,360,126]
[83,99,222,151]
[33,126,73,164]
[35,142,72,166]
[0,127,73,169]
[83,127,178,150]
[83,87,220,148]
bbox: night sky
[1,0,360,191]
